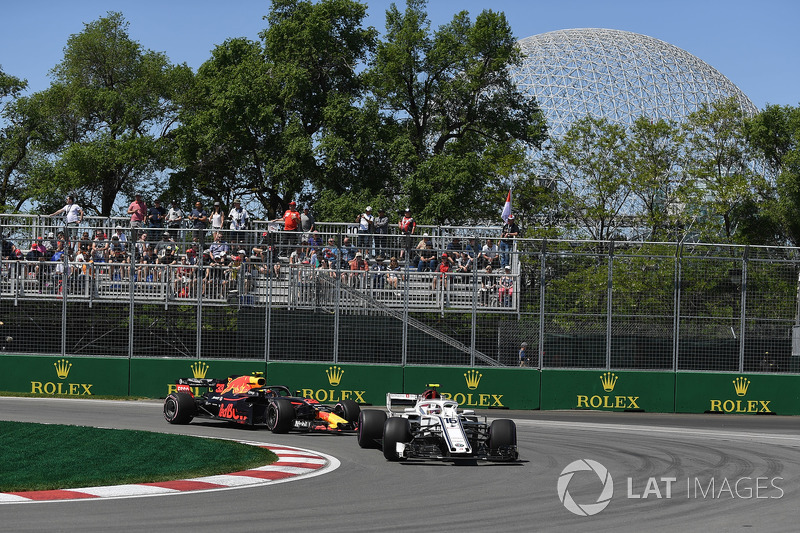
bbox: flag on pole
[501,189,512,222]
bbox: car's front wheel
[266,398,295,433]
[382,417,412,461]
[357,409,387,449]
[488,419,517,455]
[334,399,361,424]
[164,392,195,424]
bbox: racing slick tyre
[164,392,195,425]
[488,419,517,455]
[357,409,387,449]
[334,398,361,424]
[382,417,412,461]
[266,398,295,434]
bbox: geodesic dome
[511,28,758,138]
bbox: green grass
[0,421,277,492]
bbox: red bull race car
[163,374,360,433]
[356,385,518,462]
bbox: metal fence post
[738,246,749,373]
[673,242,683,372]
[333,249,341,364]
[606,240,614,370]
[539,241,547,370]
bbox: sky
[1,0,798,110]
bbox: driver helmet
[421,388,441,400]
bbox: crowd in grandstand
[1,196,520,307]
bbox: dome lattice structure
[511,28,758,137]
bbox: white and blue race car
[357,385,518,462]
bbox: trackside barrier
[129,358,267,398]
[675,372,800,415]
[4,354,800,416]
[0,354,128,396]
[403,365,540,410]
[540,369,676,413]
[265,362,403,406]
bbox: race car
[163,374,360,433]
[356,385,518,462]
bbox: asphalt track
[2,397,799,532]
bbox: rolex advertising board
[675,372,800,415]
[0,354,128,396]
[540,369,675,412]
[129,358,266,398]
[403,366,540,410]
[266,362,403,406]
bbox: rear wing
[176,377,226,388]
[386,393,420,414]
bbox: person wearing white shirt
[50,196,84,240]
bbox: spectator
[1,233,17,260]
[189,201,209,238]
[42,231,56,259]
[519,342,530,367]
[112,226,128,249]
[500,214,519,268]
[447,236,464,254]
[208,232,230,260]
[174,256,195,298]
[433,251,452,292]
[499,265,514,306]
[479,238,500,270]
[78,230,92,252]
[339,236,356,267]
[348,251,369,287]
[356,206,374,257]
[416,243,437,272]
[159,246,177,266]
[166,200,184,240]
[257,248,281,280]
[386,256,401,289]
[416,233,432,252]
[147,198,166,240]
[210,201,225,232]
[322,237,338,266]
[127,193,147,229]
[454,248,473,281]
[92,232,109,262]
[479,265,497,306]
[155,231,174,257]
[373,207,390,259]
[371,255,387,289]
[50,195,84,239]
[301,206,315,233]
[134,231,148,260]
[398,208,416,258]
[281,201,301,247]
[185,242,199,265]
[228,198,249,243]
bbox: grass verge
[0,421,277,492]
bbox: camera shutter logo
[557,459,614,516]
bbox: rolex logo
[54,359,72,380]
[464,369,482,390]
[326,366,344,387]
[191,361,209,379]
[733,376,750,397]
[600,372,618,392]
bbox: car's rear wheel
[334,399,361,423]
[357,410,387,449]
[164,392,195,424]
[382,417,412,461]
[266,398,295,433]
[488,419,517,454]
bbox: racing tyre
[488,419,517,454]
[357,410,387,449]
[334,399,361,423]
[164,392,195,425]
[266,398,295,433]
[382,417,412,461]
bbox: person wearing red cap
[282,201,301,247]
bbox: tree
[368,0,547,224]
[542,116,631,241]
[173,0,377,218]
[682,97,767,242]
[28,12,191,216]
[624,116,692,240]
[0,68,38,212]
[746,104,800,245]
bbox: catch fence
[1,215,799,373]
